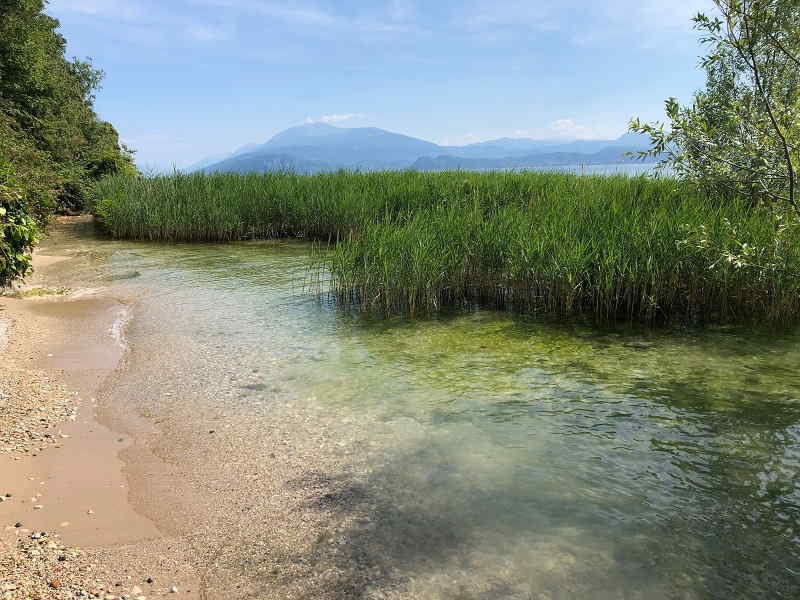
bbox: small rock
[170,586,178,593]
[145,578,153,584]
[49,580,60,589]
[33,504,43,510]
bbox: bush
[0,171,39,288]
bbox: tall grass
[93,170,800,324]
[94,170,458,242]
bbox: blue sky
[47,0,716,170]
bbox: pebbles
[0,533,111,599]
[0,532,183,600]
[0,363,78,456]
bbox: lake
[49,224,800,599]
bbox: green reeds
[93,170,800,324]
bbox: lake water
[501,163,666,176]
[47,224,800,599]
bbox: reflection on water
[50,226,800,599]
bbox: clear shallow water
[52,227,800,598]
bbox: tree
[631,0,800,217]
[0,0,135,214]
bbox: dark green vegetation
[94,170,800,324]
[0,0,134,285]
[0,164,38,286]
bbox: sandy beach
[0,218,199,600]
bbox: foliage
[630,0,800,215]
[0,114,58,224]
[0,0,135,214]
[94,170,800,324]
[0,164,38,288]
[0,0,134,283]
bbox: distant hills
[196,123,656,174]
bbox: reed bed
[93,170,800,324]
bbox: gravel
[1,532,144,600]
[0,361,78,456]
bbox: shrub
[0,169,38,288]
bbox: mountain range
[192,123,656,174]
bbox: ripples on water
[52,228,800,598]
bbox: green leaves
[0,0,135,215]
[0,1,133,285]
[631,0,800,215]
[0,178,38,287]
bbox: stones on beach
[0,366,78,455]
[1,528,171,600]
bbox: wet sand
[1,218,199,599]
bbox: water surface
[50,226,800,599]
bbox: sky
[47,0,717,170]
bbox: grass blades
[93,170,800,324]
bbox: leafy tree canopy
[0,0,135,217]
[0,0,135,284]
[631,0,800,216]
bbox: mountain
[235,122,441,169]
[184,152,231,173]
[197,124,655,174]
[441,133,653,159]
[203,152,331,174]
[185,142,263,173]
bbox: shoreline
[0,218,200,599]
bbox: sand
[0,218,199,600]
